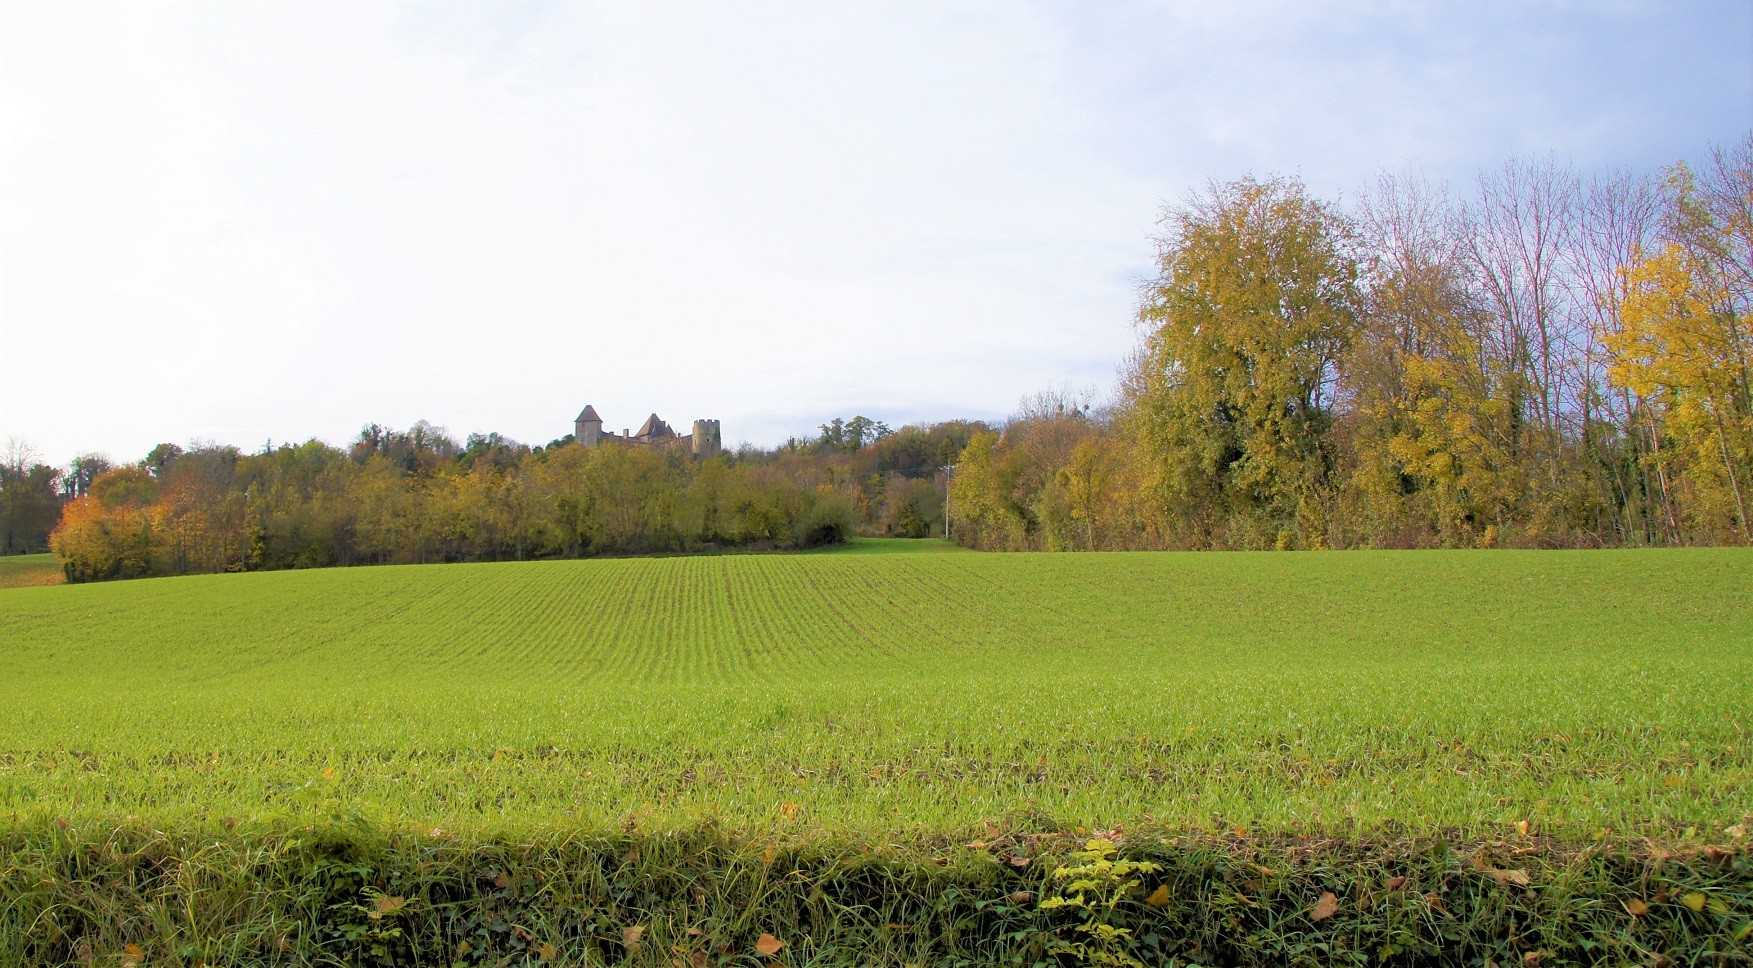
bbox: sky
[2,1,1750,466]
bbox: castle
[575,405,722,457]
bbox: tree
[1605,139,1753,544]
[63,453,112,498]
[1337,171,1519,547]
[879,476,939,538]
[1566,169,1668,543]
[1,439,64,554]
[1608,243,1752,541]
[90,466,160,510]
[145,443,185,477]
[1125,174,1362,548]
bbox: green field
[2,543,1749,840]
[0,552,61,589]
[4,543,1751,965]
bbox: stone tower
[575,405,604,446]
[691,419,722,457]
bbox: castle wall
[576,408,719,457]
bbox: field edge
[5,820,1748,966]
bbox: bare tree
[1567,168,1671,541]
[1463,156,1583,458]
[2,438,37,477]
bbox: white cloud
[2,0,1747,463]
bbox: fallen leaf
[1310,892,1338,921]
[1385,876,1407,890]
[1662,776,1684,788]
[755,933,784,956]
[1624,898,1650,916]
[622,926,644,950]
[1009,890,1033,904]
[322,766,336,782]
[1681,892,1708,912]
[1007,854,1030,867]
[538,942,557,961]
[778,802,800,819]
[1726,823,1747,839]
[1515,820,1530,838]
[1145,884,1172,908]
[122,945,145,967]
[1492,868,1530,887]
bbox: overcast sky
[3,2,1750,466]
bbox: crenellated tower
[691,419,722,457]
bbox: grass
[0,552,61,588]
[2,543,1750,963]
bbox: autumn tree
[1608,245,1751,541]
[1337,172,1520,546]
[1125,174,1362,548]
[1605,139,1753,543]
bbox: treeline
[951,138,1753,550]
[0,442,65,555]
[33,138,1753,572]
[45,420,982,582]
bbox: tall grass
[4,822,1747,965]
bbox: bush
[795,493,855,547]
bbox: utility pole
[940,464,954,541]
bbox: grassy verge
[4,822,1748,966]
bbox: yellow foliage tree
[1606,243,1752,542]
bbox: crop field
[2,542,1751,964]
[2,542,1749,839]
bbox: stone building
[575,405,722,457]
